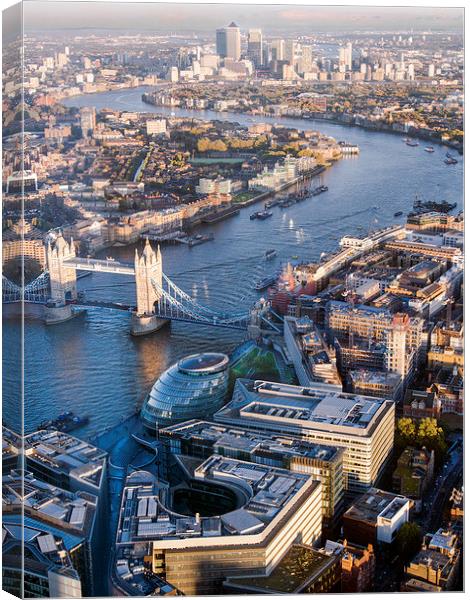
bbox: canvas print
[2,1,464,597]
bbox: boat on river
[311,185,328,196]
[257,210,273,220]
[412,198,457,214]
[424,146,435,153]
[265,199,280,209]
[39,411,89,433]
[279,198,295,208]
[254,273,278,291]
[250,210,273,220]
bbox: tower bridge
[2,235,278,337]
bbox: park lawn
[232,191,259,204]
[230,347,280,381]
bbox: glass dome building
[141,352,230,433]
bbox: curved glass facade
[141,353,229,433]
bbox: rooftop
[2,470,98,538]
[24,429,107,490]
[178,352,229,374]
[409,548,456,576]
[2,520,81,582]
[116,457,316,547]
[115,558,179,596]
[349,369,402,387]
[215,379,392,436]
[159,420,342,463]
[344,487,410,524]
[427,528,459,556]
[225,544,337,593]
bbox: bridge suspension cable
[2,272,51,304]
[152,277,250,329]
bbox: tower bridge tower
[131,239,167,336]
[46,235,77,302]
[134,239,162,316]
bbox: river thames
[3,87,463,437]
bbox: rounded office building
[141,352,230,433]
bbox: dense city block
[2,3,464,598]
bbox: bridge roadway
[75,300,135,312]
[63,257,135,275]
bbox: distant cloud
[23,2,463,33]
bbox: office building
[345,42,353,69]
[3,469,99,596]
[348,370,402,403]
[3,521,82,598]
[335,338,386,377]
[113,473,181,595]
[168,66,179,82]
[342,488,412,546]
[271,39,285,62]
[247,29,263,66]
[215,379,395,494]
[285,40,296,65]
[146,119,167,135]
[216,28,227,57]
[195,178,231,196]
[6,170,38,194]
[159,419,345,530]
[141,353,229,433]
[216,22,241,60]
[403,529,461,591]
[224,544,341,594]
[23,429,108,502]
[338,46,346,68]
[116,457,322,595]
[299,45,313,74]
[327,301,424,353]
[327,302,424,396]
[284,316,342,390]
[79,107,96,137]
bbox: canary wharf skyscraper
[216,22,241,60]
[247,28,263,66]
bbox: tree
[197,137,210,152]
[417,418,443,441]
[397,417,416,442]
[298,148,316,158]
[212,139,227,152]
[394,522,422,562]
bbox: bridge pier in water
[130,313,168,336]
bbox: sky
[22,2,464,34]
